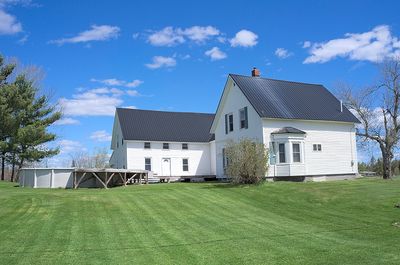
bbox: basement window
[163,143,169,150]
[144,142,151,149]
[182,158,189,171]
[145,158,151,171]
[182,143,188,150]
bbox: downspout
[349,126,354,172]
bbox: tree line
[358,156,400,177]
[0,54,61,182]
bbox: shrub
[225,138,269,184]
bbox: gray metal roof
[117,108,215,142]
[271,127,306,134]
[230,74,360,123]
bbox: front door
[162,158,171,176]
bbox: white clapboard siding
[263,119,357,176]
[125,141,213,176]
[212,77,264,178]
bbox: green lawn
[0,178,399,265]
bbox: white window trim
[238,108,247,130]
[274,140,305,165]
[145,157,152,171]
[182,158,189,172]
[228,113,234,133]
[144,142,151,150]
[162,143,170,150]
[291,142,302,163]
[277,142,287,164]
[313,143,322,152]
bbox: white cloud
[303,25,400,64]
[59,88,123,116]
[58,140,86,154]
[0,9,22,35]
[54,118,80,125]
[50,25,120,45]
[217,36,227,43]
[124,105,137,109]
[205,47,227,61]
[90,130,112,142]
[17,33,28,44]
[90,78,143,88]
[126,80,143,88]
[181,26,219,43]
[230,29,258,47]
[275,48,292,59]
[109,87,124,95]
[145,56,176,69]
[148,26,185,46]
[132,32,140,39]
[126,90,140,96]
[302,41,311,48]
[147,25,220,46]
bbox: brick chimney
[251,67,260,77]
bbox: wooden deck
[73,168,150,189]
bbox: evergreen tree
[7,75,61,181]
[0,53,61,181]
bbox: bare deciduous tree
[70,147,110,169]
[225,138,269,184]
[341,57,400,179]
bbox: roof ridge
[117,108,214,116]
[229,73,323,87]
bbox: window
[225,113,234,133]
[182,158,189,171]
[313,144,322,152]
[145,158,151,171]
[279,143,286,163]
[121,139,124,145]
[292,143,301,163]
[144,142,151,149]
[239,107,248,129]
[163,143,169,150]
[182,143,188,150]
[228,114,234,132]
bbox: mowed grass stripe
[0,178,399,265]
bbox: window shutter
[225,114,228,134]
[244,107,248,129]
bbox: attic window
[163,143,169,150]
[182,143,188,150]
[144,142,151,149]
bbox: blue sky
[1,0,400,165]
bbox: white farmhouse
[110,68,360,181]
